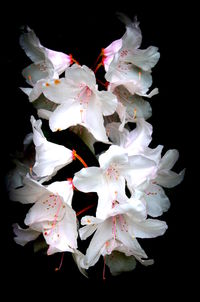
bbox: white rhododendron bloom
[11,176,77,255]
[20,27,72,102]
[38,64,118,142]
[73,145,156,219]
[7,13,185,279]
[112,85,153,129]
[104,16,159,96]
[31,115,73,180]
[79,197,167,272]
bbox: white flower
[102,39,122,72]
[106,118,153,156]
[105,17,159,96]
[11,176,77,255]
[112,85,153,128]
[13,223,40,246]
[30,116,73,180]
[154,149,185,188]
[79,198,167,270]
[20,26,72,101]
[73,145,156,219]
[38,64,118,143]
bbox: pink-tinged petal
[45,49,71,75]
[103,39,122,71]
[24,193,66,226]
[13,223,40,246]
[45,206,78,255]
[103,39,122,57]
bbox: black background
[0,1,195,299]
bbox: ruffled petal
[9,175,49,204]
[156,169,185,188]
[96,90,118,116]
[141,182,170,217]
[13,223,40,246]
[159,149,179,170]
[128,217,168,238]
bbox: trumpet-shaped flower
[11,176,77,255]
[105,17,159,96]
[30,116,73,180]
[112,85,153,129]
[79,198,167,270]
[39,64,118,142]
[73,145,156,219]
[20,27,72,102]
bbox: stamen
[94,61,103,74]
[72,149,88,167]
[67,178,76,190]
[133,108,137,119]
[76,203,96,217]
[28,75,34,86]
[92,49,104,71]
[69,54,80,65]
[55,252,65,271]
[54,79,61,85]
[96,78,109,88]
[138,71,142,81]
[46,193,63,236]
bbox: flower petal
[156,169,185,188]
[96,90,118,116]
[159,149,179,170]
[129,218,168,238]
[13,223,40,246]
[73,167,104,193]
[48,102,82,132]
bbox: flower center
[78,84,92,107]
[106,164,120,181]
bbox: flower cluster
[7,14,184,278]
